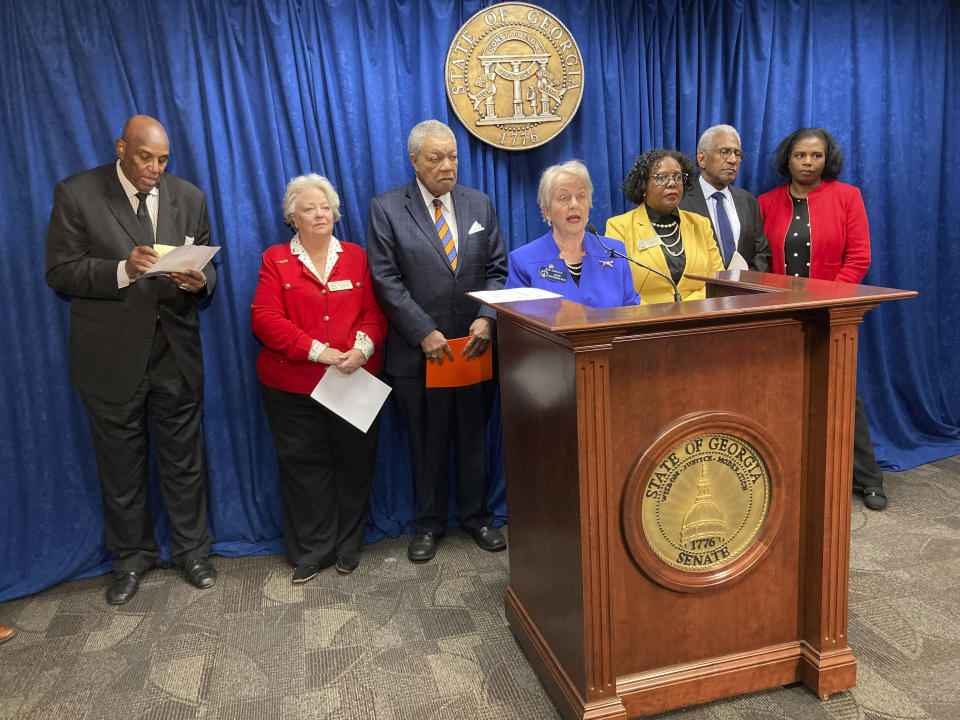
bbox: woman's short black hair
[622,149,696,205]
[773,128,844,181]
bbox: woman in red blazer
[252,174,388,580]
[759,128,886,510]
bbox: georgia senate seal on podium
[621,412,786,593]
[640,433,771,572]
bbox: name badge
[328,279,354,291]
[637,236,662,252]
[538,264,567,283]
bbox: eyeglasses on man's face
[651,172,688,186]
[711,147,745,160]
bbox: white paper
[310,367,391,433]
[141,244,221,276]
[468,287,562,303]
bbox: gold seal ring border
[621,411,786,594]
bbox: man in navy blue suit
[367,119,508,562]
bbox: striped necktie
[433,199,457,270]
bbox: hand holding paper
[141,244,220,276]
[425,336,492,387]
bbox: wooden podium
[480,271,914,720]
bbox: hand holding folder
[425,336,493,388]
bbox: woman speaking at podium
[605,149,723,304]
[506,160,640,308]
[758,127,886,511]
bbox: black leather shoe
[292,563,320,584]
[106,570,143,605]
[465,525,506,552]
[184,558,217,589]
[336,555,360,574]
[858,485,887,511]
[408,532,438,562]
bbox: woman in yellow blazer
[605,149,723,304]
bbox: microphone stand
[587,224,681,302]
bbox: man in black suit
[45,115,218,604]
[679,124,771,271]
[367,119,508,562]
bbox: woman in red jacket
[759,128,886,510]
[252,174,388,580]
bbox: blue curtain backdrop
[1,0,957,601]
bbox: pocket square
[468,221,484,234]
[184,235,195,246]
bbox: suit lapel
[104,171,147,248]
[451,186,475,276]
[155,179,181,247]
[632,205,670,276]
[405,181,456,274]
[684,180,711,217]
[730,187,750,253]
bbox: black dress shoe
[408,532,438,562]
[106,570,143,605]
[856,485,888,511]
[183,558,217,589]
[336,555,360,574]
[465,525,506,552]
[292,563,320,584]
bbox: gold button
[284,283,291,289]
[323,315,329,321]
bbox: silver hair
[537,160,593,220]
[407,119,455,157]
[282,173,341,225]
[697,124,741,153]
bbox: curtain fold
[1,0,957,601]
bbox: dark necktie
[711,191,735,266]
[136,192,154,245]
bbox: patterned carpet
[1,456,959,719]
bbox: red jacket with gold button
[251,239,387,393]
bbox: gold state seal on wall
[641,433,771,572]
[445,3,584,151]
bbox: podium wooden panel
[481,271,915,719]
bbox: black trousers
[392,376,494,535]
[80,325,210,573]
[260,383,380,566]
[853,394,884,491]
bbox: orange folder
[425,336,493,388]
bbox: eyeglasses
[651,172,688,186]
[711,147,745,159]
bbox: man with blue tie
[679,125,770,272]
[366,120,508,562]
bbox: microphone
[587,224,681,302]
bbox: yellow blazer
[604,205,723,304]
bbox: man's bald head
[116,115,170,193]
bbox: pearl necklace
[653,221,684,256]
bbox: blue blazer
[506,231,641,308]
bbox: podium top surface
[473,271,916,337]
